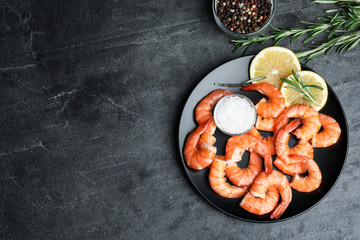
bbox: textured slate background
[1,0,359,239]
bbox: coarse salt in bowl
[214,94,257,136]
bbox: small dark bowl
[212,0,275,37]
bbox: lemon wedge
[280,70,328,111]
[249,46,301,90]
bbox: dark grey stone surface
[0,0,359,239]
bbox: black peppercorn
[216,0,271,33]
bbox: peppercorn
[216,0,272,34]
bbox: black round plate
[178,56,348,222]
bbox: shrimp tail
[241,83,262,91]
[273,115,288,134]
[285,119,302,131]
[270,201,289,219]
[264,155,273,176]
[201,117,214,133]
[198,117,214,134]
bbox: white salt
[214,95,256,135]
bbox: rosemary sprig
[231,0,360,61]
[281,70,324,105]
[296,30,360,61]
[232,22,335,53]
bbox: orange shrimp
[242,83,285,118]
[195,89,235,126]
[225,152,262,187]
[248,127,276,155]
[240,187,280,216]
[225,134,272,175]
[184,118,216,170]
[273,104,321,141]
[209,156,248,198]
[289,154,322,192]
[249,170,292,219]
[311,113,341,148]
[274,140,313,175]
[275,119,307,166]
[274,158,307,175]
[255,117,276,132]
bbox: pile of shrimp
[184,83,341,219]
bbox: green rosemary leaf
[300,20,317,25]
[347,36,360,50]
[348,12,358,21]
[331,10,340,24]
[307,84,325,90]
[289,27,303,32]
[303,30,324,43]
[308,48,327,61]
[292,69,301,83]
[316,16,330,21]
[280,77,299,88]
[328,24,340,38]
[347,21,360,31]
[291,32,305,43]
[312,0,338,3]
[284,86,304,94]
[242,43,253,55]
[337,41,352,54]
[246,76,267,82]
[274,37,284,45]
[304,84,317,101]
[302,97,316,104]
[270,24,281,31]
[325,9,339,13]
[325,44,336,54]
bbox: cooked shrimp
[195,89,234,126]
[289,154,322,192]
[242,82,285,118]
[291,139,314,158]
[274,158,307,175]
[255,117,276,132]
[184,118,216,170]
[209,156,248,198]
[240,187,280,215]
[225,152,262,187]
[250,170,292,219]
[225,134,273,174]
[274,140,313,175]
[275,119,308,166]
[311,113,341,148]
[273,104,321,141]
[248,127,276,155]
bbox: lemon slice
[280,71,328,111]
[249,46,301,90]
